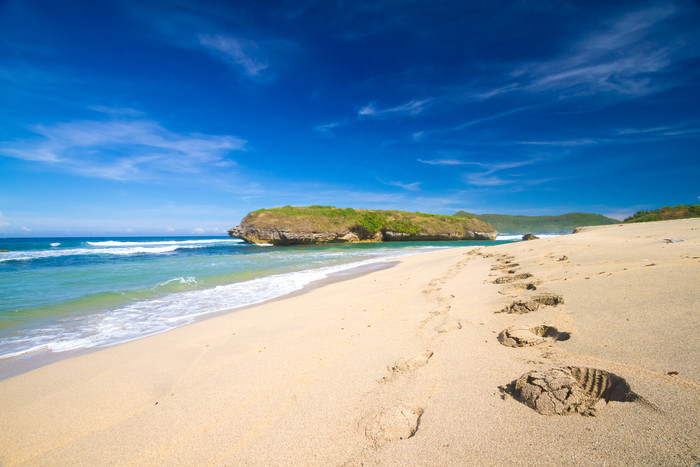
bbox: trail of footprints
[362,253,473,447]
[485,251,654,416]
[362,248,652,454]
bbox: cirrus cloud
[0,115,247,182]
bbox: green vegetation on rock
[623,205,700,223]
[242,205,361,232]
[356,211,386,236]
[232,206,496,244]
[453,211,618,234]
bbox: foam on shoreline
[0,247,431,367]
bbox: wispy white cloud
[417,158,479,166]
[512,5,689,98]
[414,105,538,140]
[199,35,268,76]
[517,139,599,147]
[615,121,700,138]
[419,159,535,171]
[359,99,432,118]
[512,121,700,147]
[420,156,541,187]
[0,118,246,181]
[456,159,540,187]
[409,4,696,124]
[417,119,700,150]
[463,171,552,189]
[125,3,295,81]
[313,121,345,137]
[378,179,421,191]
[463,173,513,187]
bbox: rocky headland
[228,206,497,245]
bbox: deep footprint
[491,263,520,271]
[496,293,564,314]
[493,273,533,284]
[497,325,571,347]
[510,366,647,416]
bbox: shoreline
[1,219,698,465]
[1,239,503,370]
[0,258,403,381]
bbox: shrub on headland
[623,205,700,223]
[355,211,386,236]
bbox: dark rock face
[382,230,497,242]
[227,225,364,245]
[522,233,540,241]
[228,225,497,245]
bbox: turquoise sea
[0,236,515,373]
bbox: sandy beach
[1,219,698,465]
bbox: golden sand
[1,219,698,465]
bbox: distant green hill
[623,205,700,223]
[453,211,618,234]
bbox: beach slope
[1,219,698,465]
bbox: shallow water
[0,236,514,366]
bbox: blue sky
[1,0,699,236]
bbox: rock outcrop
[228,207,498,245]
[382,230,497,241]
[228,225,496,245]
[228,225,376,245]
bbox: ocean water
[0,236,514,370]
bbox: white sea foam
[0,247,433,360]
[0,240,245,262]
[496,235,523,241]
[86,239,243,247]
[152,276,199,289]
[0,246,183,262]
[50,243,61,247]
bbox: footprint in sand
[365,404,423,444]
[509,366,652,416]
[435,318,462,333]
[428,304,452,317]
[493,273,533,284]
[510,282,539,291]
[388,350,434,374]
[497,325,570,347]
[495,293,564,314]
[491,263,520,271]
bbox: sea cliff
[228,206,497,245]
